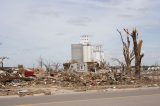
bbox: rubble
[0,68,160,97]
[0,70,20,83]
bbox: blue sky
[0,0,160,67]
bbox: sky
[0,0,160,67]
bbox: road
[0,88,160,106]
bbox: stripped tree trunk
[124,29,144,79]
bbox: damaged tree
[124,29,144,79]
[50,62,61,72]
[43,60,61,73]
[111,58,125,74]
[117,29,134,76]
[37,56,44,68]
[43,60,53,72]
[0,56,9,69]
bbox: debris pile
[39,72,124,87]
[0,70,20,83]
[0,68,160,96]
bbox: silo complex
[71,35,104,63]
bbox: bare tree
[37,56,44,68]
[124,29,144,79]
[0,56,9,69]
[111,58,125,74]
[43,60,61,73]
[43,60,53,72]
[117,29,134,76]
[51,62,61,71]
[99,60,110,69]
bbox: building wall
[93,51,104,63]
[69,63,88,72]
[83,44,92,62]
[71,44,83,62]
[93,45,105,63]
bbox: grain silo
[71,44,83,62]
[71,35,104,63]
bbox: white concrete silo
[80,35,93,62]
[83,44,93,62]
[71,35,104,63]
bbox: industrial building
[63,35,104,72]
[71,35,104,64]
[68,35,105,72]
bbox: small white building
[69,62,88,72]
